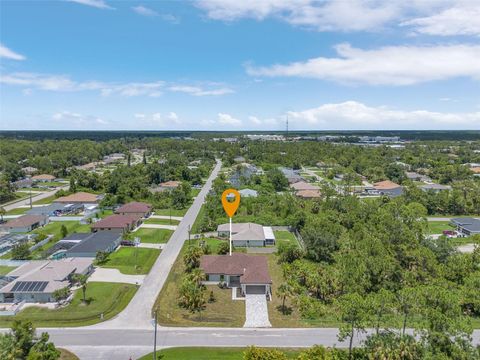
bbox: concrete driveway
[243,294,271,328]
[88,268,145,285]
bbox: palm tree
[73,274,88,304]
[277,283,292,315]
[187,268,205,286]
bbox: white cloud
[67,0,114,10]
[287,101,480,129]
[132,5,158,17]
[168,85,234,96]
[133,112,181,126]
[248,116,262,125]
[0,44,26,61]
[247,43,480,85]
[217,113,242,126]
[400,4,480,36]
[52,111,109,127]
[1,72,232,97]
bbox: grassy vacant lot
[155,208,188,217]
[274,230,299,248]
[427,221,454,235]
[0,266,16,275]
[144,218,180,225]
[0,282,137,327]
[6,207,29,215]
[102,247,160,274]
[138,347,300,360]
[135,228,173,244]
[190,204,205,233]
[153,242,245,327]
[32,195,58,205]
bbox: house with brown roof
[289,181,320,192]
[2,215,48,233]
[372,180,403,197]
[55,192,100,204]
[296,189,322,199]
[91,214,140,233]
[200,253,272,298]
[31,174,56,182]
[115,202,152,219]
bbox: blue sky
[1,0,479,130]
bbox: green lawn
[5,207,29,215]
[138,347,300,360]
[135,228,173,244]
[0,282,137,327]
[144,218,180,225]
[102,247,160,274]
[274,230,299,248]
[154,208,188,217]
[153,242,245,327]
[0,266,16,275]
[427,221,454,235]
[32,195,58,205]
[190,204,205,234]
[59,348,79,360]
[97,209,113,218]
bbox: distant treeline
[1,130,480,141]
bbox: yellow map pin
[222,189,240,218]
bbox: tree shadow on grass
[276,305,293,315]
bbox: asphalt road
[3,185,69,211]
[88,159,222,329]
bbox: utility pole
[153,310,157,360]
[29,190,32,209]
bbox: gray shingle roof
[66,231,122,255]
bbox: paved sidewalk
[150,215,183,221]
[88,268,145,285]
[244,294,271,328]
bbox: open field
[154,208,188,217]
[135,228,173,244]
[101,247,160,274]
[0,282,137,327]
[138,347,300,360]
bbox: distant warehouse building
[450,218,480,237]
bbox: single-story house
[296,189,322,199]
[200,253,272,298]
[217,223,275,246]
[450,218,480,236]
[421,184,452,192]
[290,181,320,192]
[31,174,56,182]
[2,215,48,233]
[12,178,33,189]
[239,189,258,198]
[0,258,93,303]
[91,214,140,233]
[65,231,122,258]
[279,167,303,184]
[115,201,152,219]
[55,192,101,204]
[372,180,403,197]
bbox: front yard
[135,228,173,243]
[0,282,137,327]
[138,347,300,360]
[101,247,160,274]
[153,241,245,327]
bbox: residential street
[3,185,69,212]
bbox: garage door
[245,285,265,295]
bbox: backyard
[274,230,299,248]
[101,247,160,274]
[0,282,137,327]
